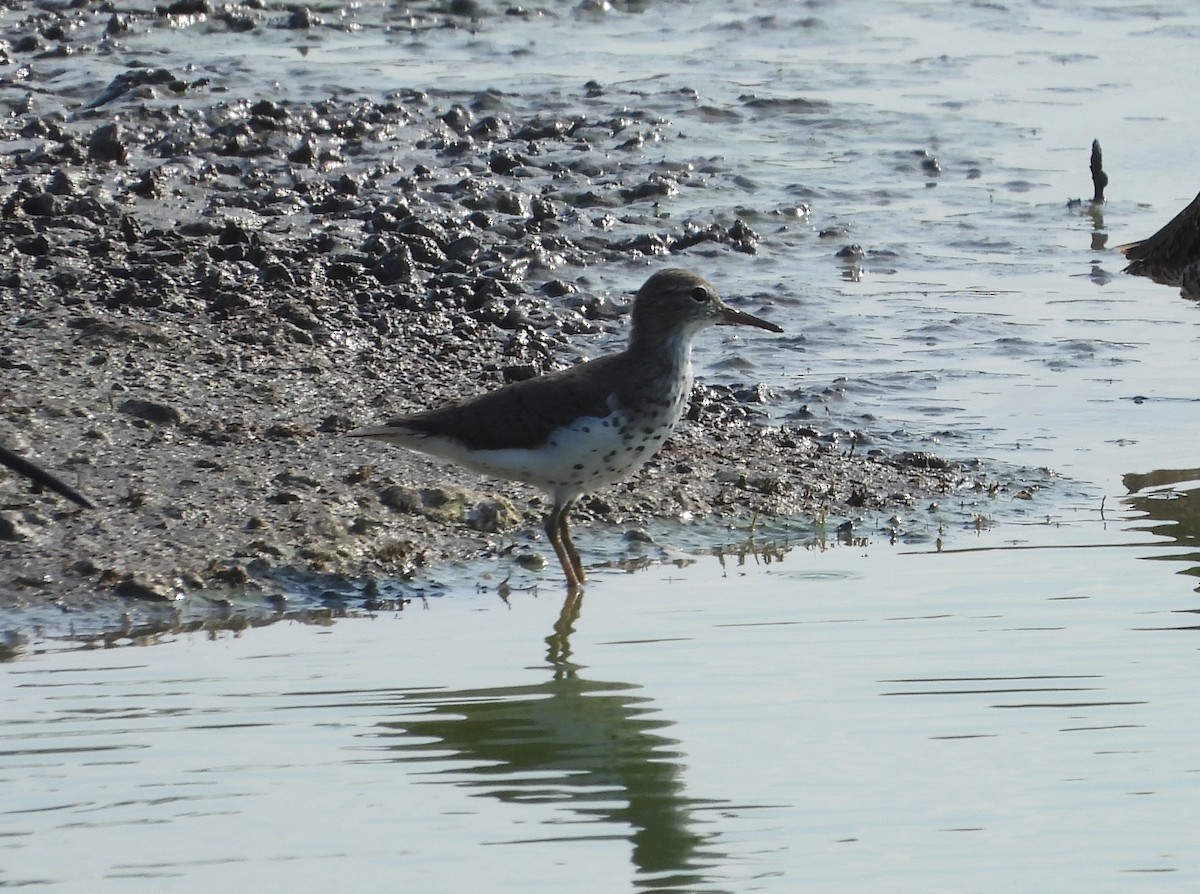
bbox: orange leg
[544,502,585,589]
[557,512,586,584]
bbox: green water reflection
[1123,467,1200,594]
[375,595,727,891]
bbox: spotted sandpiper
[350,268,782,589]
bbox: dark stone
[118,399,186,426]
[88,123,128,164]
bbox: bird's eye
[689,286,709,303]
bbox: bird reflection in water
[545,588,583,671]
[374,590,728,889]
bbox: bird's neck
[628,327,696,374]
[618,330,696,416]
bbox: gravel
[0,1,1024,637]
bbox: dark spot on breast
[572,463,584,470]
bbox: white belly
[439,406,678,502]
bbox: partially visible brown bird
[1118,190,1200,298]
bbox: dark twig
[1089,139,1107,203]
[0,443,95,509]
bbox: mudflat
[1,3,1004,625]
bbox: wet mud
[0,2,1030,630]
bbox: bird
[0,443,95,509]
[349,268,783,589]
[1117,189,1200,297]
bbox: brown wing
[385,353,631,451]
[1118,190,1200,284]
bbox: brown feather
[380,353,631,451]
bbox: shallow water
[4,505,1199,891]
[5,0,1200,890]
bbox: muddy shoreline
[1,2,1032,636]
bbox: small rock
[349,516,382,535]
[0,512,33,542]
[88,123,128,164]
[379,485,423,513]
[206,563,250,587]
[118,398,185,426]
[466,498,519,533]
[264,422,316,439]
[115,575,174,601]
[318,414,355,433]
[281,6,319,29]
[897,451,950,471]
[274,470,321,489]
[21,192,57,216]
